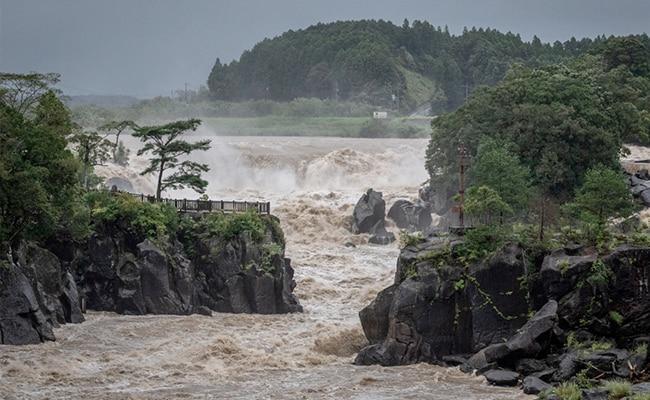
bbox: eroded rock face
[0,242,84,345]
[352,189,386,234]
[387,199,432,233]
[74,220,302,316]
[356,236,650,388]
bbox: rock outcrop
[352,189,395,245]
[356,235,650,392]
[1,213,301,345]
[75,218,302,316]
[387,199,432,232]
[0,242,84,345]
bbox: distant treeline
[207,20,629,113]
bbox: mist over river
[0,135,530,399]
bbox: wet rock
[483,369,519,386]
[442,355,468,366]
[368,221,396,245]
[503,300,559,360]
[554,352,579,381]
[522,375,551,394]
[387,199,432,232]
[468,244,529,351]
[76,219,302,316]
[641,190,650,206]
[0,259,54,345]
[352,189,386,234]
[515,358,549,375]
[359,285,397,345]
[632,382,650,394]
[582,388,609,400]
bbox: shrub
[602,380,632,399]
[87,191,178,240]
[184,211,266,242]
[552,382,582,400]
[609,311,624,325]
[587,259,614,287]
[455,225,508,264]
[399,230,424,248]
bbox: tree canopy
[133,119,211,200]
[426,36,650,199]
[0,76,81,249]
[208,20,612,113]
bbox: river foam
[0,135,531,399]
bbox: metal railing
[123,192,271,215]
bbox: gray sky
[1,0,648,98]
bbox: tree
[464,186,512,226]
[0,96,80,252]
[566,166,635,225]
[133,119,211,200]
[470,137,531,211]
[99,120,137,162]
[0,73,61,115]
[70,130,113,189]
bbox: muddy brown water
[0,135,531,399]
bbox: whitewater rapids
[0,134,531,399]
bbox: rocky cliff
[355,235,650,393]
[1,213,301,345]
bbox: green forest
[207,19,627,113]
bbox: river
[0,134,531,399]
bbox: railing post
[221,200,224,212]
[232,200,235,212]
[184,199,187,211]
[267,201,271,215]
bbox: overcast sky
[1,0,648,98]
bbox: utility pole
[458,143,468,229]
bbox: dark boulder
[0,242,84,345]
[368,221,396,245]
[359,285,397,345]
[522,376,551,394]
[0,259,54,345]
[387,199,432,232]
[641,190,650,206]
[355,263,470,366]
[442,355,468,366]
[16,242,84,327]
[483,369,519,386]
[515,358,549,375]
[352,189,386,234]
[582,388,609,400]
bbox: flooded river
[0,135,531,399]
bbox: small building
[373,111,388,119]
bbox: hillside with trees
[207,20,612,113]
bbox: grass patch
[602,379,632,399]
[399,231,425,248]
[552,382,583,400]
